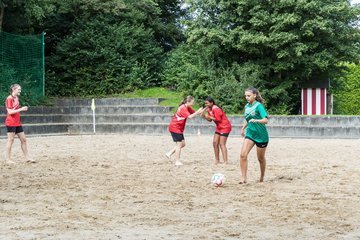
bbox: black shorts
[7,126,24,134]
[170,132,184,142]
[245,137,268,148]
[215,132,230,137]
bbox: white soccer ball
[211,173,226,187]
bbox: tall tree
[1,0,185,96]
[41,0,185,96]
[333,63,360,115]
[179,0,360,113]
[154,0,187,50]
[1,0,54,33]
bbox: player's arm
[241,121,248,137]
[6,106,28,115]
[248,104,268,124]
[188,107,207,119]
[200,111,212,122]
[206,115,216,121]
[249,118,268,124]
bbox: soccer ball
[211,173,226,187]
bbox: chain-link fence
[0,31,45,105]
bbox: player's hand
[21,106,28,111]
[241,129,245,137]
[197,107,206,114]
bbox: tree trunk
[0,2,4,32]
[0,1,6,32]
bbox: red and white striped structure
[301,88,327,115]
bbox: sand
[0,134,359,240]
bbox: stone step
[1,123,359,138]
[1,114,360,127]
[228,115,360,126]
[55,98,161,106]
[0,105,172,115]
[267,115,360,127]
[78,124,360,138]
[69,123,360,138]
[0,114,175,124]
[1,95,359,138]
[0,123,69,136]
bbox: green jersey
[244,101,269,143]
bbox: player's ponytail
[245,87,264,104]
[179,95,194,106]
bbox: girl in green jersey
[239,87,269,184]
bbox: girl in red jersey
[4,84,35,164]
[201,96,232,164]
[166,96,206,166]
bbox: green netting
[0,31,45,105]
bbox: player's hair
[9,84,21,94]
[245,87,264,103]
[179,95,194,106]
[204,96,216,105]
[204,96,223,110]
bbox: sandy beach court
[0,134,359,239]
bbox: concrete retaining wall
[0,97,359,138]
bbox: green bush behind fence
[0,31,45,106]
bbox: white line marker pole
[91,99,96,134]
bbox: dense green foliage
[0,31,45,105]
[1,0,359,114]
[162,0,360,113]
[1,0,184,97]
[42,0,184,96]
[162,44,262,113]
[333,63,360,115]
[0,0,54,33]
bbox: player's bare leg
[219,135,228,164]
[174,140,185,166]
[212,134,220,164]
[5,132,16,164]
[17,132,35,163]
[166,146,176,160]
[239,138,255,184]
[257,147,267,182]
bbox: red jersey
[208,105,232,133]
[5,95,21,126]
[168,104,195,134]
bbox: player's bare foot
[259,176,264,182]
[5,159,16,164]
[165,152,175,164]
[239,176,247,184]
[175,161,183,166]
[26,159,36,163]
